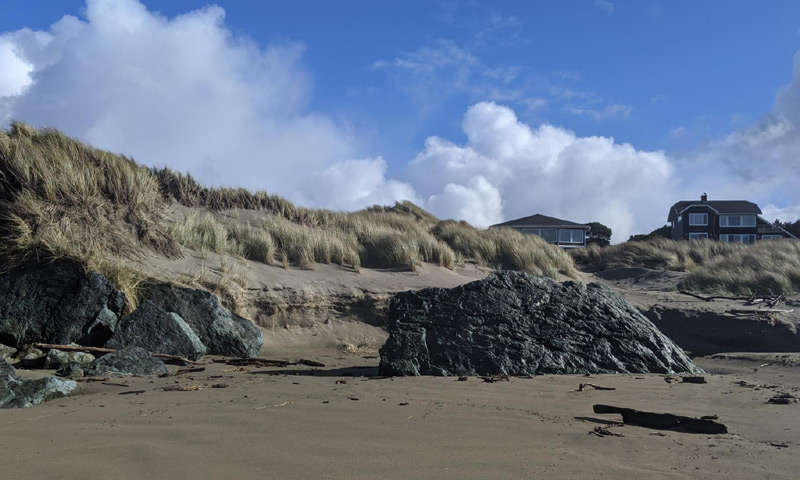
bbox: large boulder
[0,260,126,347]
[106,300,207,360]
[379,272,702,376]
[1,359,76,408]
[141,283,262,357]
[83,346,169,377]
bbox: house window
[720,234,756,244]
[719,215,756,227]
[689,213,708,226]
[539,229,558,243]
[688,233,708,240]
[761,235,783,240]
[558,229,585,244]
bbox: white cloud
[594,0,615,14]
[0,0,411,211]
[566,103,632,120]
[680,47,800,215]
[762,204,800,223]
[0,39,34,98]
[407,101,672,239]
[305,157,418,211]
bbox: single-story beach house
[490,214,591,249]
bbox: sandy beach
[3,347,798,480]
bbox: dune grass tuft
[0,122,178,304]
[1,123,576,284]
[572,237,800,294]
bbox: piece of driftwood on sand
[31,343,199,365]
[593,404,728,434]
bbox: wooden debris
[727,308,794,315]
[480,375,510,383]
[163,384,203,392]
[678,291,746,302]
[118,390,147,395]
[31,343,199,365]
[457,376,468,382]
[588,425,624,437]
[767,393,799,405]
[254,401,292,409]
[157,367,207,378]
[211,383,228,389]
[578,383,616,391]
[593,404,727,434]
[213,357,326,368]
[681,376,707,384]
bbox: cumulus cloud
[0,0,413,209]
[681,46,800,219]
[408,102,672,239]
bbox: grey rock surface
[0,260,126,347]
[106,300,207,360]
[43,349,95,370]
[83,346,169,377]
[1,359,76,408]
[379,271,702,376]
[142,283,262,357]
[56,364,85,379]
[0,344,17,359]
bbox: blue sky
[2,0,800,241]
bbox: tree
[775,219,800,238]
[586,222,612,246]
[628,224,672,242]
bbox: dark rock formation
[1,359,76,408]
[142,283,262,357]
[83,346,169,377]
[379,272,701,376]
[106,300,207,360]
[0,260,126,347]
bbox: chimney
[701,193,707,202]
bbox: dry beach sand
[3,265,800,479]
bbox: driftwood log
[32,342,198,365]
[212,358,326,368]
[593,404,727,434]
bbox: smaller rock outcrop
[83,346,169,377]
[1,359,76,409]
[0,260,125,347]
[106,300,207,360]
[380,271,702,376]
[0,344,16,359]
[142,283,262,357]
[43,349,95,370]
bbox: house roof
[668,200,762,222]
[491,214,590,229]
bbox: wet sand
[3,351,799,479]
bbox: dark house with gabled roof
[490,214,591,249]
[668,194,798,243]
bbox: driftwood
[579,383,616,391]
[681,376,707,384]
[679,291,786,307]
[31,343,198,365]
[727,308,794,315]
[678,291,746,302]
[593,404,728,434]
[212,357,326,368]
